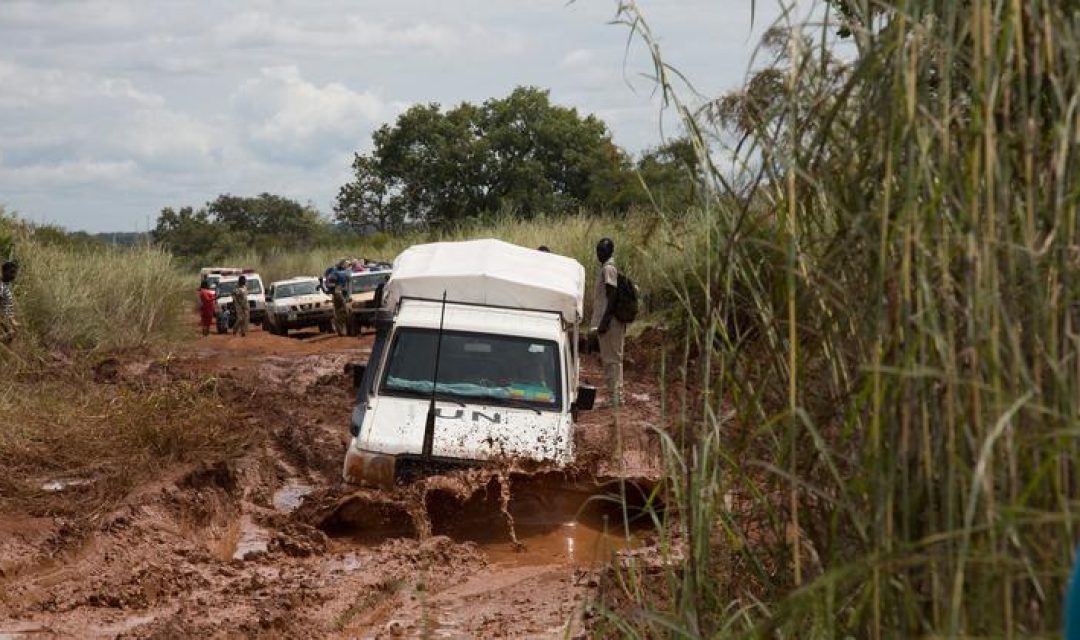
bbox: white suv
[265,277,334,336]
[213,273,267,333]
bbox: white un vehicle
[264,277,334,336]
[343,239,595,488]
[346,269,392,336]
[214,272,266,333]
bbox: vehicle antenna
[422,290,448,457]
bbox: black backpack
[613,272,639,324]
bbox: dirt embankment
[0,326,665,638]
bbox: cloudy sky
[0,0,811,233]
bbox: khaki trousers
[598,319,626,406]
[332,290,348,336]
[233,309,249,336]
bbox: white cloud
[0,60,163,108]
[230,65,405,165]
[560,48,596,69]
[212,12,523,56]
[0,160,137,188]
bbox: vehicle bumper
[343,447,482,488]
[273,310,332,329]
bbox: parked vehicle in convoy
[213,272,266,333]
[264,277,333,336]
[199,267,242,291]
[346,269,392,336]
[343,239,595,488]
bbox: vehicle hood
[358,395,572,465]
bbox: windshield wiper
[478,395,543,415]
[388,387,467,408]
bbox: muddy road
[0,327,663,638]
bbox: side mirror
[346,363,367,389]
[575,385,596,411]
[374,309,394,334]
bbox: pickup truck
[346,269,391,336]
[264,277,334,336]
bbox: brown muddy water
[324,473,660,568]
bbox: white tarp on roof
[384,239,585,322]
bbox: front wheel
[319,321,333,334]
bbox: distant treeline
[150,86,701,265]
[0,209,142,258]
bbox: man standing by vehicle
[0,261,19,346]
[198,279,216,337]
[592,238,624,408]
[331,259,350,336]
[232,275,250,337]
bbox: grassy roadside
[3,235,190,355]
[0,360,258,518]
[0,219,251,517]
[591,0,1080,637]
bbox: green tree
[335,86,637,230]
[632,138,701,211]
[152,206,225,260]
[208,193,322,248]
[334,154,406,233]
[153,193,321,262]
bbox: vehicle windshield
[351,272,390,294]
[275,281,320,298]
[380,329,562,411]
[216,278,263,296]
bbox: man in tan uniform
[591,238,624,408]
[232,275,250,337]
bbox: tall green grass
[9,238,190,352]
[597,0,1080,637]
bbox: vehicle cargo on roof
[382,239,585,323]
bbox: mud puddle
[273,479,314,513]
[324,472,660,570]
[477,520,639,567]
[210,514,271,561]
[40,477,96,493]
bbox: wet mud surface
[0,326,664,638]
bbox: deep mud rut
[0,327,663,639]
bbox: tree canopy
[153,193,323,262]
[335,86,697,232]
